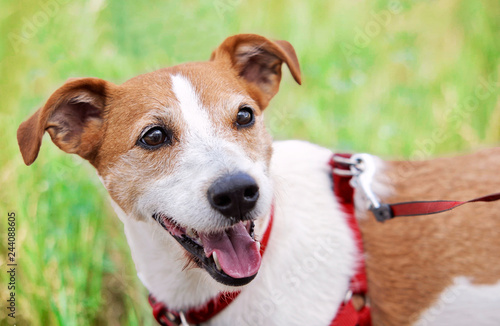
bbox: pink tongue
[199,222,261,279]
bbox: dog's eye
[236,106,254,127]
[139,127,170,148]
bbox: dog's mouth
[153,213,261,286]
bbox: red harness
[329,154,372,326]
[148,156,372,325]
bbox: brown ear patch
[17,109,44,166]
[211,34,301,108]
[46,99,102,155]
[17,78,110,165]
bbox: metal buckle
[332,154,361,177]
[179,312,191,326]
[343,289,353,304]
[332,168,359,176]
[332,154,357,166]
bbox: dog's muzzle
[152,172,263,287]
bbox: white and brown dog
[17,34,500,325]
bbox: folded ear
[210,34,301,108]
[17,78,110,165]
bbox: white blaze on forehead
[171,74,214,137]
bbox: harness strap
[330,154,372,326]
[149,291,240,326]
[331,300,371,326]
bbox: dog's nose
[207,172,259,219]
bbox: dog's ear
[17,77,111,165]
[210,34,301,108]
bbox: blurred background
[0,0,499,325]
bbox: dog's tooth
[213,252,222,272]
[256,241,261,251]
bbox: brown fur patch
[358,148,500,325]
[94,69,183,213]
[210,34,301,109]
[17,78,109,165]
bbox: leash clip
[369,203,393,222]
[332,155,361,176]
[350,154,393,222]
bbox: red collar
[330,154,371,326]
[149,205,274,326]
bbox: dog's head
[17,34,301,286]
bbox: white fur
[415,277,500,326]
[171,74,214,139]
[113,140,358,324]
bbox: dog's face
[17,34,301,286]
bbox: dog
[17,34,500,325]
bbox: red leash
[332,153,500,222]
[387,193,500,217]
[149,206,274,326]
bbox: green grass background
[1,0,499,325]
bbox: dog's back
[361,148,500,325]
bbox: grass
[0,0,499,325]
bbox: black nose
[207,172,260,220]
